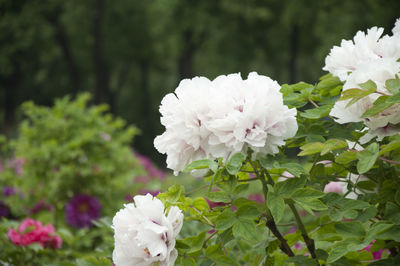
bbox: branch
[288,203,319,264]
[248,160,295,257]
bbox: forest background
[1,0,399,166]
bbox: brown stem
[288,203,319,264]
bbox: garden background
[1,0,399,166]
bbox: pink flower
[8,218,62,249]
[323,181,344,194]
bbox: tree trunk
[288,24,299,84]
[46,6,82,94]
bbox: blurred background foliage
[0,0,399,167]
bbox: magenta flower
[248,194,265,203]
[363,240,389,260]
[31,200,54,214]
[8,218,62,249]
[65,194,101,228]
[3,186,16,197]
[0,201,11,218]
[136,153,166,180]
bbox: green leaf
[334,221,365,239]
[232,217,259,242]
[357,143,379,174]
[179,257,196,266]
[183,159,217,172]
[335,150,358,164]
[226,153,246,175]
[294,198,327,213]
[356,206,377,222]
[364,222,394,244]
[376,225,400,242]
[321,139,348,155]
[356,180,376,191]
[327,241,349,263]
[280,163,306,177]
[361,96,393,118]
[300,105,332,119]
[342,199,370,211]
[180,231,207,254]
[215,210,236,231]
[386,78,400,94]
[236,205,259,219]
[291,188,325,199]
[192,197,210,212]
[298,142,324,156]
[274,176,307,197]
[287,256,318,266]
[267,191,285,223]
[385,202,400,225]
[379,140,400,155]
[207,191,231,203]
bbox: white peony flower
[325,19,400,141]
[329,58,400,141]
[323,27,385,81]
[154,72,298,174]
[112,194,183,266]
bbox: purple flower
[65,194,101,228]
[3,186,16,197]
[0,201,11,218]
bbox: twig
[378,156,400,165]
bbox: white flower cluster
[324,18,400,142]
[154,72,298,174]
[112,194,183,266]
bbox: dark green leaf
[267,191,285,223]
[215,210,236,231]
[232,217,259,242]
[280,163,306,177]
[334,221,365,239]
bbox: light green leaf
[226,153,246,175]
[357,143,379,174]
[298,142,324,156]
[335,150,358,164]
[386,78,400,94]
[207,191,231,203]
[321,139,348,155]
[183,159,217,172]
